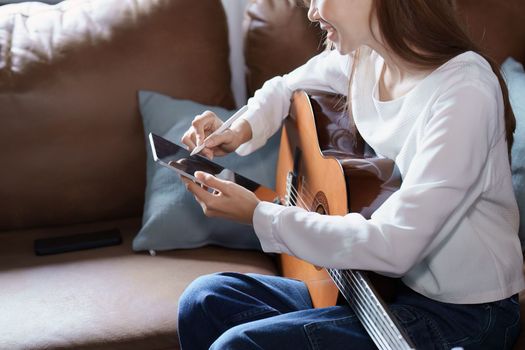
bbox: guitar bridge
[285,172,294,207]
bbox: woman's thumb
[194,171,229,191]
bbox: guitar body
[276,91,346,308]
[277,90,400,308]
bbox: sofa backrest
[455,0,525,65]
[0,0,234,230]
[243,0,525,94]
[243,0,323,98]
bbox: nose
[307,1,319,23]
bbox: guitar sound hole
[312,191,330,215]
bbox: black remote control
[34,228,122,256]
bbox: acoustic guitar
[275,90,415,350]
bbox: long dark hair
[371,0,515,157]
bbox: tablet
[148,132,262,192]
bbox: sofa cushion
[0,218,277,349]
[0,0,235,231]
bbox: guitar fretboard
[327,268,414,350]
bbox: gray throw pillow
[502,57,525,253]
[133,91,280,251]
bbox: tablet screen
[149,133,261,192]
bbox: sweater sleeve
[235,49,351,155]
[252,82,501,276]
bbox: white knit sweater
[235,48,524,304]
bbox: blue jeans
[178,273,520,349]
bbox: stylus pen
[190,105,248,156]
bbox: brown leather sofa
[0,0,523,349]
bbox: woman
[178,0,524,349]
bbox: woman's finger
[186,179,210,199]
[205,129,234,149]
[192,111,219,146]
[202,129,236,157]
[201,147,215,160]
[180,129,197,150]
[185,180,221,216]
[194,171,232,195]
[192,118,206,146]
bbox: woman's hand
[182,171,260,225]
[180,110,252,160]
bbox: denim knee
[209,325,256,350]
[178,273,224,321]
[180,273,251,322]
[178,273,235,349]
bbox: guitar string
[329,271,390,349]
[355,271,412,349]
[336,267,401,348]
[344,270,408,349]
[333,269,397,349]
[287,185,311,208]
[333,267,405,350]
[329,269,392,350]
[286,181,411,349]
[329,270,388,349]
[283,174,316,208]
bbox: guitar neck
[327,268,415,350]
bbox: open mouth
[319,21,337,41]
